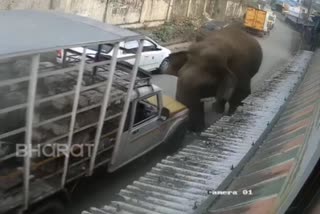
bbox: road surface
[63,16,301,214]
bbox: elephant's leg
[188,102,205,132]
[228,88,251,114]
[176,78,205,132]
[212,99,227,114]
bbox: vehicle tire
[259,31,264,37]
[157,58,169,74]
[162,122,187,154]
[27,199,64,214]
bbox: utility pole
[299,0,312,50]
[306,0,314,22]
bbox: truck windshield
[133,95,159,127]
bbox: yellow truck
[244,6,276,36]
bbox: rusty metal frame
[23,54,40,210]
[61,47,87,187]
[89,43,120,175]
[110,39,144,166]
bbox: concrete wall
[225,0,245,20]
[171,0,188,18]
[60,0,108,21]
[0,0,52,10]
[189,0,207,18]
[106,0,144,25]
[0,0,246,28]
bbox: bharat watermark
[16,144,94,158]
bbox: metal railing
[0,39,147,211]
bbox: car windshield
[87,44,113,54]
[122,40,155,50]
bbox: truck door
[140,40,164,71]
[244,7,267,32]
[108,93,163,172]
[120,40,150,70]
[129,93,162,144]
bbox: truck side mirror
[160,108,170,121]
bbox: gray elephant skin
[165,24,263,131]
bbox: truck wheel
[157,58,169,74]
[162,122,187,154]
[28,199,64,214]
[259,32,264,37]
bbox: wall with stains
[224,0,245,20]
[171,0,188,18]
[143,0,170,22]
[189,0,207,18]
[60,0,107,21]
[0,0,246,28]
[58,0,171,27]
[105,0,143,25]
[0,0,52,10]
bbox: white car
[56,38,171,74]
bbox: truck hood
[162,95,188,116]
[147,95,187,116]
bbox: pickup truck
[0,10,188,214]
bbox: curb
[164,42,192,53]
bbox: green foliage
[153,23,176,42]
[151,18,201,43]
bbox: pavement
[63,14,302,214]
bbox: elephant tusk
[201,97,216,103]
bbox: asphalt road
[63,16,301,214]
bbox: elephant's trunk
[165,52,188,77]
[176,80,205,132]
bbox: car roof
[0,10,144,58]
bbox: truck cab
[110,83,188,171]
[244,5,277,35]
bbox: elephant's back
[206,25,261,54]
[196,25,262,79]
[219,26,263,78]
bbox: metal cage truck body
[0,10,188,214]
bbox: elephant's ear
[216,68,238,101]
[165,51,188,77]
[195,33,206,42]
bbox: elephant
[165,24,263,131]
